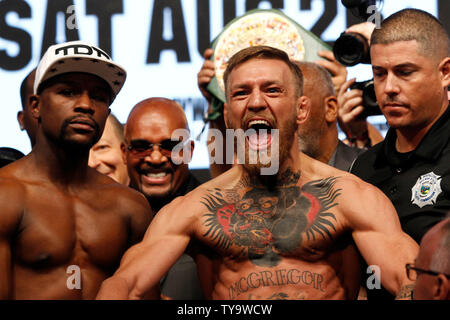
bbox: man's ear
[185,140,195,163]
[17,111,24,130]
[296,96,310,124]
[324,96,338,123]
[439,57,450,87]
[120,142,127,165]
[30,95,40,121]
[433,274,449,300]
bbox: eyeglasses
[126,139,186,158]
[405,263,450,281]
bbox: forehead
[99,119,120,143]
[370,40,429,67]
[43,72,111,92]
[127,108,187,141]
[228,58,294,88]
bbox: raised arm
[343,178,418,299]
[197,48,215,104]
[97,196,197,299]
[197,48,233,177]
[0,179,25,299]
[315,50,348,94]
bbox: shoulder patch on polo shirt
[411,172,442,208]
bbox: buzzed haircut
[430,218,450,274]
[108,113,125,142]
[371,9,449,62]
[19,69,36,109]
[223,45,304,98]
[294,61,335,97]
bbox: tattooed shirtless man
[97,46,419,300]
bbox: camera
[341,0,378,20]
[334,0,381,66]
[333,32,370,66]
[350,79,382,118]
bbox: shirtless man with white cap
[0,41,152,299]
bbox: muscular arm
[0,179,25,299]
[97,196,197,299]
[343,179,418,299]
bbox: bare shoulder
[158,183,210,220]
[302,153,384,199]
[0,168,27,236]
[0,164,28,202]
[90,169,145,202]
[333,172,401,232]
[89,169,152,220]
[301,154,399,231]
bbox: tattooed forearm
[395,284,414,300]
[228,268,325,299]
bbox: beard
[58,116,101,151]
[229,109,297,177]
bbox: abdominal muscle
[202,246,361,300]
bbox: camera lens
[362,81,378,108]
[333,32,370,66]
[351,79,382,118]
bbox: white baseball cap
[34,41,126,102]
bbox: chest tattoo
[201,170,342,267]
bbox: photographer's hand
[197,48,215,104]
[337,78,370,148]
[345,22,376,45]
[316,50,348,94]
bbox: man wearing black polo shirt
[351,9,450,244]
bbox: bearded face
[224,58,301,177]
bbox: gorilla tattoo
[202,172,342,267]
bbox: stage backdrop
[1,0,447,169]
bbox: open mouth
[246,119,273,151]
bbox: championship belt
[205,9,331,121]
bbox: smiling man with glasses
[121,97,204,300]
[406,217,450,300]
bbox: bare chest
[14,185,129,270]
[197,177,348,268]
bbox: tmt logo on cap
[34,41,127,102]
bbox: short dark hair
[223,46,304,98]
[294,61,335,97]
[371,9,449,62]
